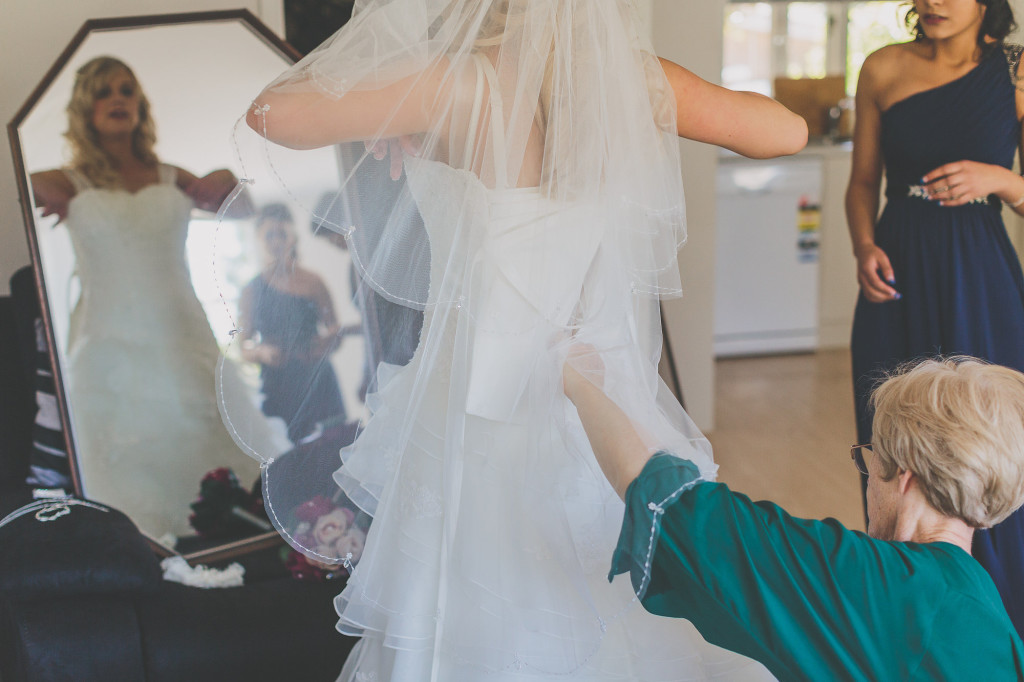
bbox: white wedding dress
[62,164,267,538]
[328,56,775,681]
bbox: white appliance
[714,157,822,356]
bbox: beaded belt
[903,184,992,206]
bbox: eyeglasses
[850,443,873,476]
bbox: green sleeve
[609,452,939,681]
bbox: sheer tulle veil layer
[217,1,773,679]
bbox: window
[723,1,911,97]
[786,3,829,80]
[723,4,774,95]
[846,2,915,93]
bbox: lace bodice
[63,165,206,350]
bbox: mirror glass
[11,13,365,559]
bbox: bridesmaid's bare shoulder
[860,42,934,112]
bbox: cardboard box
[774,76,848,138]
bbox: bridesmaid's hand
[854,243,900,303]
[921,161,1006,207]
[257,343,284,367]
[309,327,342,359]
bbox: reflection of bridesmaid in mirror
[26,56,266,539]
[239,203,348,443]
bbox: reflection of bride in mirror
[28,56,267,539]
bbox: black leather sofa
[0,269,357,682]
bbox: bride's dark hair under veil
[214,0,750,678]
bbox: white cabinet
[714,157,823,356]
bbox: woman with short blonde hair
[565,353,1024,679]
[871,357,1024,529]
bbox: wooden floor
[707,349,865,532]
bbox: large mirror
[8,11,368,562]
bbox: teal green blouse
[610,452,1024,681]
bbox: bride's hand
[30,170,74,224]
[365,135,423,181]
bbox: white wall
[652,0,725,431]
[816,148,858,349]
[0,0,284,296]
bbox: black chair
[0,267,356,682]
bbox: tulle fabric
[216,1,775,679]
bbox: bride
[231,1,806,679]
[30,56,273,538]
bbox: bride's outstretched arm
[659,58,807,159]
[30,170,75,223]
[245,60,451,150]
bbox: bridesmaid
[846,0,1024,632]
[239,203,349,443]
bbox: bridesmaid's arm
[310,274,342,358]
[1017,56,1024,216]
[921,159,1024,212]
[921,51,1024,214]
[845,51,898,303]
[237,282,260,363]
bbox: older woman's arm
[562,355,650,499]
[562,352,993,680]
[606,452,1000,681]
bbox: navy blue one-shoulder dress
[244,274,347,443]
[852,44,1024,634]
